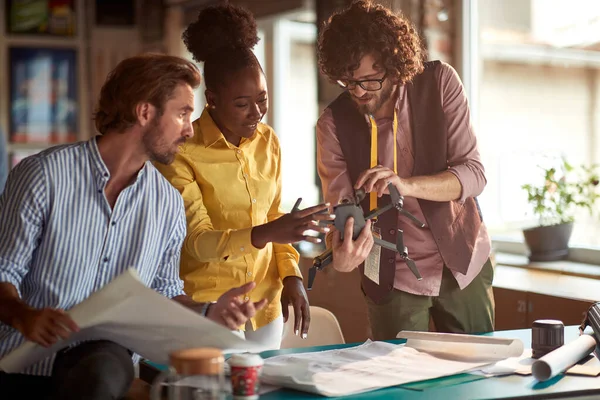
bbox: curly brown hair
[183,4,261,91]
[318,0,424,84]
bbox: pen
[292,198,302,212]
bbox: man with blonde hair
[0,54,267,399]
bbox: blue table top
[148,326,600,399]
[253,326,600,400]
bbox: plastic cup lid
[228,353,264,367]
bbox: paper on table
[397,331,524,362]
[0,268,267,373]
[474,349,535,377]
[532,334,597,381]
[475,346,600,378]
[261,340,494,397]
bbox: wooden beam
[178,0,305,24]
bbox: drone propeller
[404,257,422,281]
[396,229,422,280]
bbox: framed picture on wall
[9,47,78,144]
[5,0,77,36]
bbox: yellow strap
[393,111,398,175]
[369,116,378,211]
[368,112,398,211]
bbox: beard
[142,118,184,165]
[354,81,395,115]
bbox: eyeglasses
[336,73,387,91]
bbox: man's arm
[0,282,32,328]
[316,110,373,271]
[0,282,78,347]
[356,167,463,202]
[0,157,78,346]
[356,62,486,203]
[316,109,356,206]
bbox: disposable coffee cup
[228,353,264,399]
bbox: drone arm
[398,208,426,228]
[308,248,333,290]
[313,248,333,270]
[364,203,394,220]
[373,237,398,252]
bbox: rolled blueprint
[396,331,524,362]
[532,334,597,381]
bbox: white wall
[478,0,531,33]
[477,61,600,245]
[279,40,318,210]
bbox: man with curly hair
[316,0,494,340]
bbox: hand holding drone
[307,183,426,290]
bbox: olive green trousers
[365,259,495,340]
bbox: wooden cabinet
[526,293,592,327]
[493,287,528,331]
[493,289,595,331]
[494,264,597,331]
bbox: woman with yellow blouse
[155,4,332,350]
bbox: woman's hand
[280,276,310,339]
[251,202,334,248]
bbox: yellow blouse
[154,108,302,330]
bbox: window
[467,0,600,251]
[258,18,319,211]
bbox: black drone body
[308,184,425,290]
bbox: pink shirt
[317,62,491,296]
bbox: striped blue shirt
[0,137,186,375]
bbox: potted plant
[521,158,600,261]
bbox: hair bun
[183,4,259,63]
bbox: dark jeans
[0,340,134,400]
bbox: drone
[307,183,426,290]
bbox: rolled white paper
[396,331,524,362]
[532,334,597,382]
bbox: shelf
[495,252,600,280]
[493,264,599,303]
[7,142,72,152]
[4,35,82,49]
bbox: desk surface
[256,326,600,400]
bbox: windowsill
[492,237,600,267]
[494,252,600,281]
[493,261,599,303]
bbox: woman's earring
[210,105,216,109]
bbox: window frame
[458,0,600,264]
